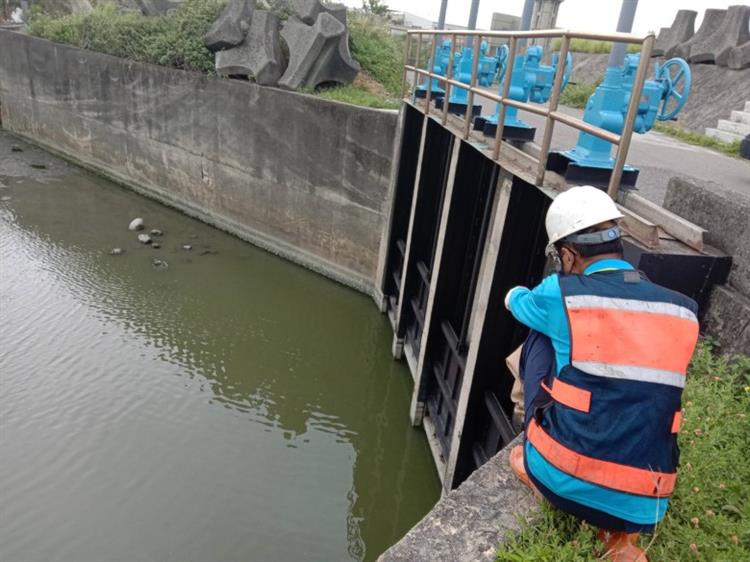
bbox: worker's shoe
[509,444,545,500]
[597,530,648,562]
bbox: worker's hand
[504,286,526,310]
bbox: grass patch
[551,38,640,55]
[27,0,225,73]
[347,11,403,97]
[559,81,598,109]
[653,123,742,158]
[496,341,750,561]
[315,84,399,110]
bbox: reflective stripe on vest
[564,295,699,388]
[541,378,591,413]
[527,418,677,497]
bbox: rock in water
[182,244,192,251]
[30,163,46,169]
[129,218,145,231]
[152,258,168,269]
[11,144,23,152]
[150,228,163,236]
[138,234,152,244]
[109,248,124,255]
[152,242,161,249]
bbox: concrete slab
[663,176,750,297]
[703,286,750,355]
[653,10,696,57]
[667,8,726,61]
[705,127,745,143]
[215,10,283,86]
[717,119,750,137]
[203,0,255,53]
[731,110,750,125]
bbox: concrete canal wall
[0,30,398,294]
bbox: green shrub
[559,81,598,109]
[27,0,226,72]
[347,11,403,96]
[551,38,640,55]
[497,342,750,561]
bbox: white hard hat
[545,185,624,246]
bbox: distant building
[491,12,522,32]
[388,11,435,36]
[488,12,521,50]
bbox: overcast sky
[341,1,741,36]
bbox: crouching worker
[504,186,700,562]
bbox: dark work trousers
[519,329,555,430]
[520,329,656,534]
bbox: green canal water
[0,133,440,562]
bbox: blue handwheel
[655,58,691,121]
[495,44,509,83]
[551,51,573,91]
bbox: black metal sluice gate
[378,102,731,492]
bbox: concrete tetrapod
[278,13,359,91]
[713,6,750,67]
[285,0,327,25]
[311,6,359,88]
[203,0,255,53]
[666,8,726,60]
[216,10,284,86]
[653,10,697,57]
[727,42,750,70]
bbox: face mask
[545,244,563,273]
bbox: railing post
[608,33,654,198]
[492,36,517,160]
[414,32,423,105]
[442,34,457,126]
[425,34,437,112]
[463,34,482,139]
[401,33,411,99]
[535,34,570,185]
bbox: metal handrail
[402,28,656,199]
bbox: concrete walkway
[474,99,750,204]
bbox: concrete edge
[3,128,377,297]
[378,435,539,562]
[1,29,400,118]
